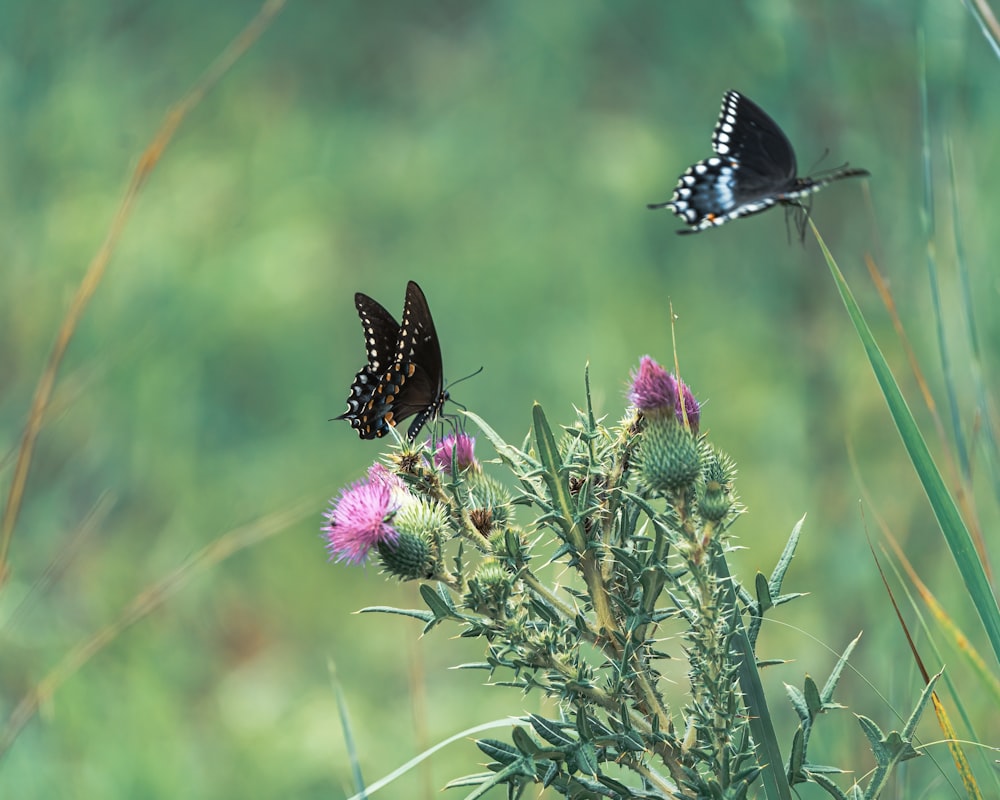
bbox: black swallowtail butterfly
[337,280,448,441]
[648,90,869,234]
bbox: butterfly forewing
[712,91,798,183]
[356,293,400,374]
[392,281,447,440]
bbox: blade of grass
[863,253,989,575]
[811,221,1000,666]
[0,500,308,761]
[0,0,288,582]
[847,440,999,795]
[947,137,1000,553]
[918,37,972,484]
[862,523,985,798]
[329,658,368,799]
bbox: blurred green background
[1,1,997,797]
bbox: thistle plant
[324,356,937,800]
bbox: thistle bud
[377,531,434,580]
[638,419,702,493]
[376,498,447,580]
[698,448,736,522]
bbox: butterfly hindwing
[336,293,401,439]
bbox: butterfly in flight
[337,280,448,442]
[648,90,869,234]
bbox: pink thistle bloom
[434,433,478,471]
[676,380,701,433]
[323,475,402,565]
[628,356,678,413]
[367,462,406,491]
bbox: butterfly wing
[712,90,798,191]
[390,281,447,441]
[336,292,401,439]
[649,90,802,232]
[337,282,447,442]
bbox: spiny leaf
[821,633,861,705]
[769,515,805,599]
[358,605,434,623]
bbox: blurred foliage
[0,1,997,798]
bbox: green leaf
[529,715,575,747]
[803,762,848,775]
[901,669,941,742]
[755,571,773,613]
[575,742,599,777]
[786,725,806,785]
[711,552,793,800]
[856,715,888,760]
[358,605,435,623]
[804,676,823,720]
[464,410,538,472]
[511,726,540,756]
[814,224,1000,666]
[784,684,810,724]
[419,583,459,621]
[532,403,587,552]
[476,738,520,763]
[769,514,805,599]
[808,771,851,800]
[821,633,861,705]
[457,757,536,800]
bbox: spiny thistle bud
[394,496,449,540]
[377,531,434,580]
[698,447,737,522]
[466,559,513,614]
[375,497,446,580]
[488,527,528,569]
[469,508,493,537]
[637,418,702,493]
[467,471,513,530]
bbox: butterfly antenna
[445,365,484,392]
[806,147,832,175]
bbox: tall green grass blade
[918,38,972,480]
[811,223,1000,666]
[884,555,999,797]
[959,0,1000,60]
[329,659,368,799]
[947,137,1000,511]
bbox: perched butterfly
[648,90,869,234]
[337,280,448,441]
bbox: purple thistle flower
[434,433,478,471]
[675,380,701,434]
[629,356,678,413]
[367,462,407,493]
[323,472,403,565]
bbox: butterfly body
[649,90,869,234]
[337,281,448,441]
